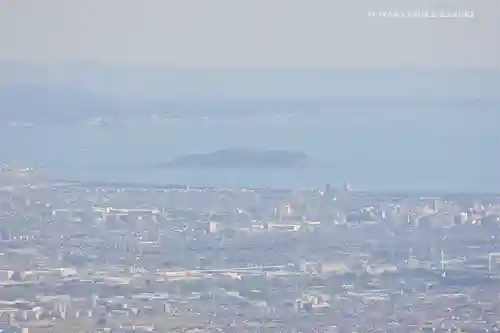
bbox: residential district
[1,167,500,333]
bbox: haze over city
[0,1,499,333]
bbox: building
[207,221,218,234]
[0,270,14,281]
[0,228,11,241]
[0,311,15,326]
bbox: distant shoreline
[51,179,500,198]
[161,148,311,169]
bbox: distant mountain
[0,84,168,122]
[1,63,499,100]
[1,68,499,124]
[0,85,115,121]
[163,148,310,169]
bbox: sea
[2,107,499,193]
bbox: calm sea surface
[3,108,499,192]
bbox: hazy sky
[1,0,499,68]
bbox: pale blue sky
[1,0,499,68]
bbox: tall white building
[208,221,218,233]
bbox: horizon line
[1,61,499,72]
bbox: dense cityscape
[1,166,499,333]
[2,1,499,332]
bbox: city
[1,167,499,333]
[1,1,499,332]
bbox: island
[162,148,310,168]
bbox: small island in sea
[163,148,310,168]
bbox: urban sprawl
[1,167,500,333]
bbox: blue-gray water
[3,109,499,192]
